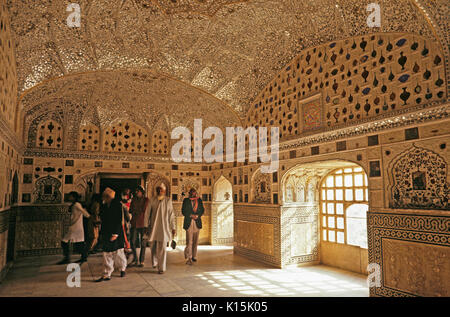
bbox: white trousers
[102,248,127,278]
[150,241,167,272]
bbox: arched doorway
[281,160,369,274]
[211,175,233,245]
[11,171,19,205]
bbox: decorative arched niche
[211,175,234,245]
[33,176,62,204]
[251,168,271,203]
[390,145,449,210]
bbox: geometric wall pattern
[246,33,446,140]
[78,124,100,151]
[103,121,149,154]
[35,120,63,149]
[151,130,169,155]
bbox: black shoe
[120,271,126,277]
[95,276,111,282]
[192,258,197,262]
[138,263,144,268]
[57,258,70,265]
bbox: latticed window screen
[320,167,368,248]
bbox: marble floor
[0,246,369,297]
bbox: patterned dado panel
[245,33,446,141]
[368,211,450,297]
[389,145,449,210]
[234,204,281,267]
[0,210,9,278]
[211,202,234,245]
[12,205,70,257]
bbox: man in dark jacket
[129,186,149,267]
[96,187,127,282]
[182,188,204,265]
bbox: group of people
[58,183,205,281]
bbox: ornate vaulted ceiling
[22,70,241,150]
[7,0,448,120]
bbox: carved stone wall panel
[368,211,450,297]
[382,238,449,297]
[235,220,274,256]
[281,205,319,266]
[234,205,281,267]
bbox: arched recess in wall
[11,171,18,205]
[145,172,170,198]
[33,176,62,204]
[280,160,370,273]
[211,175,234,245]
[74,172,96,202]
[251,168,271,204]
[388,144,449,210]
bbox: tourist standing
[146,183,176,274]
[96,188,127,282]
[84,193,102,254]
[58,191,90,265]
[182,188,204,265]
[130,186,150,267]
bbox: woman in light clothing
[58,191,91,264]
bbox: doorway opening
[211,175,234,245]
[100,177,141,196]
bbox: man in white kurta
[145,183,176,274]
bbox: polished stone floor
[0,246,368,297]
